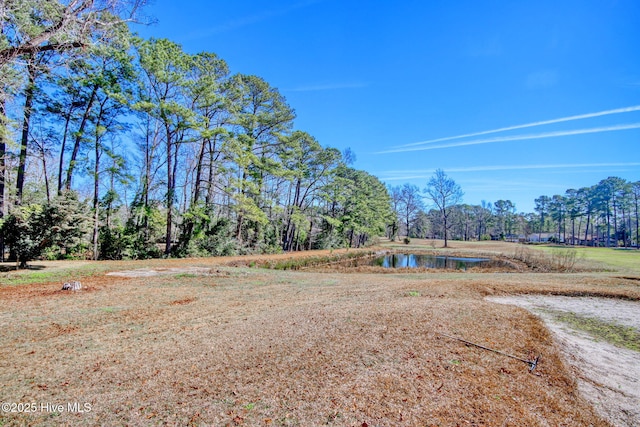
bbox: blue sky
[136,0,639,212]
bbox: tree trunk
[57,102,76,194]
[0,100,6,262]
[577,216,583,245]
[634,190,639,249]
[442,211,448,248]
[307,219,313,250]
[584,211,591,245]
[235,170,248,244]
[605,201,611,247]
[16,61,37,205]
[613,197,619,247]
[621,204,627,247]
[164,125,174,256]
[283,179,303,251]
[141,118,153,245]
[205,136,220,206]
[283,183,295,251]
[93,140,101,260]
[92,104,106,261]
[193,138,207,206]
[178,137,208,253]
[65,84,98,191]
[39,144,51,203]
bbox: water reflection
[376,254,491,269]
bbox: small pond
[373,254,492,270]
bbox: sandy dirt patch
[488,295,640,427]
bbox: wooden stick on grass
[437,332,540,372]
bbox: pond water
[373,254,492,270]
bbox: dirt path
[488,295,640,427]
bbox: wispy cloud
[451,162,640,172]
[183,0,323,39]
[458,179,562,193]
[285,82,368,92]
[395,105,640,149]
[380,162,640,181]
[378,123,640,153]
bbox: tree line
[1,3,637,266]
[391,175,640,248]
[0,1,393,265]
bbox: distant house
[488,234,528,243]
[505,234,525,243]
[527,233,561,243]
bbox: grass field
[1,241,638,426]
[536,244,640,272]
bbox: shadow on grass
[0,263,47,272]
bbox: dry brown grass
[1,242,639,426]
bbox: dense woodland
[1,2,638,266]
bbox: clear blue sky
[135,0,640,213]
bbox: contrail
[380,162,640,180]
[397,105,640,148]
[379,123,640,154]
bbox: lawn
[1,241,638,426]
[536,245,640,273]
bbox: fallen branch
[437,332,540,372]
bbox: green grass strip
[552,310,640,352]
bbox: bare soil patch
[488,295,640,427]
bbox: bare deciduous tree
[425,169,463,247]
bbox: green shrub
[1,191,90,267]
